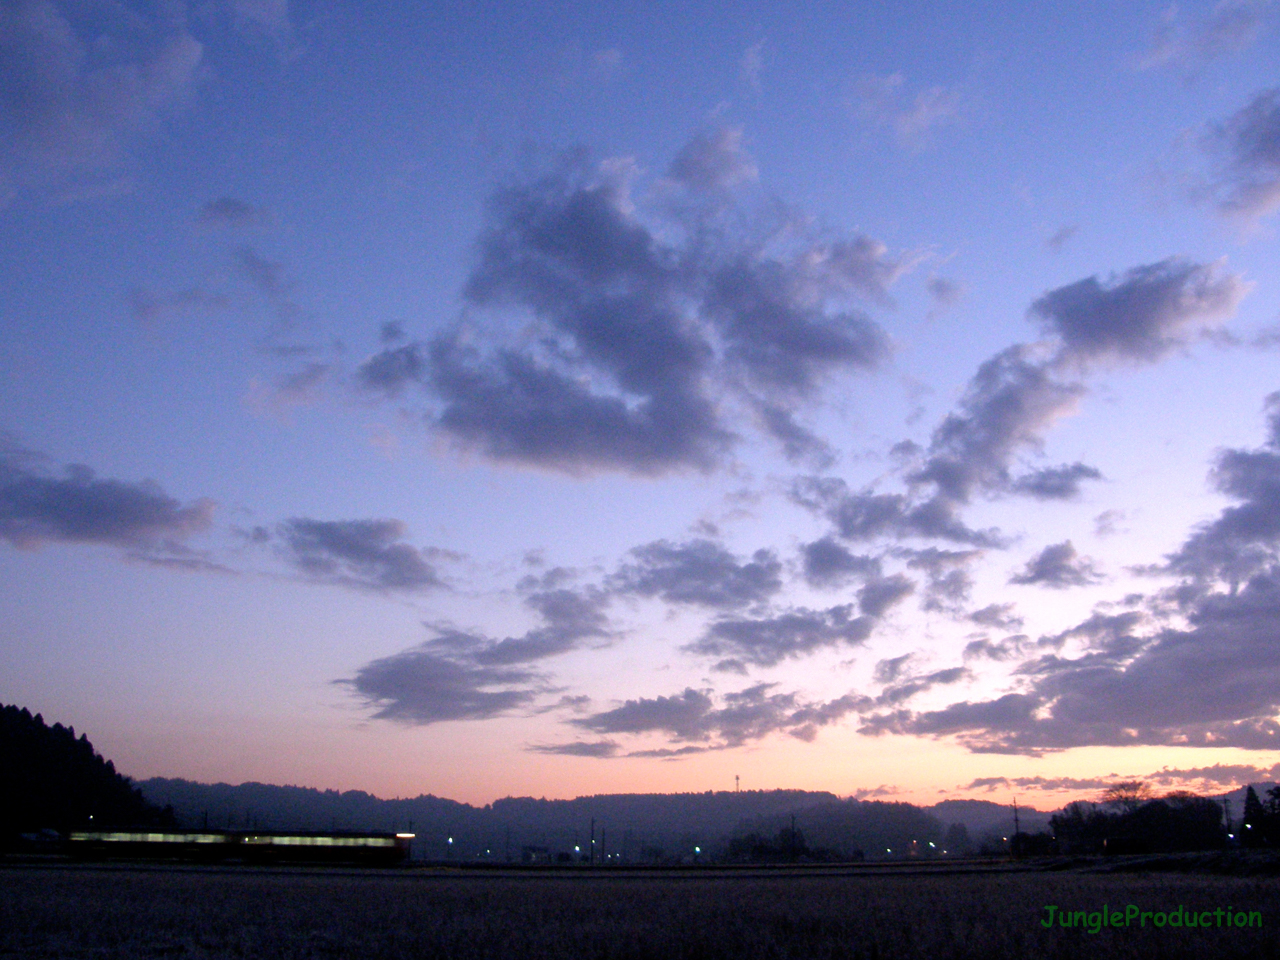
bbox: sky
[3,0,1280,810]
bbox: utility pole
[735,775,740,793]
[1013,796,1021,859]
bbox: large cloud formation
[859,395,1280,755]
[791,256,1246,556]
[355,132,910,475]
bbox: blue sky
[3,0,1280,807]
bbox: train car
[236,831,414,865]
[66,830,233,861]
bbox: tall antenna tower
[735,775,740,793]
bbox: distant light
[694,847,700,853]
[575,845,580,852]
[396,833,415,838]
[886,848,891,853]
[928,842,935,848]
[1228,834,1235,839]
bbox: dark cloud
[755,403,835,469]
[345,646,546,724]
[686,604,875,668]
[857,573,915,617]
[352,136,909,476]
[789,477,1002,547]
[278,518,442,592]
[573,682,867,748]
[968,603,1024,631]
[800,537,881,588]
[873,653,914,684]
[874,666,971,707]
[1010,541,1103,589]
[609,539,782,609]
[1029,258,1248,366]
[527,740,620,758]
[0,1,202,185]
[912,345,1086,501]
[426,334,732,476]
[199,197,269,228]
[903,547,981,613]
[355,343,426,398]
[346,586,611,724]
[1203,88,1280,223]
[962,636,1027,662]
[1167,392,1280,585]
[1009,462,1102,500]
[865,553,1280,754]
[0,448,212,550]
[473,588,611,665]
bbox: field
[2,861,1278,959]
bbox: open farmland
[2,862,1279,959]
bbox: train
[64,829,415,865]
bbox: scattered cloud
[800,537,881,588]
[1046,224,1077,252]
[1009,463,1102,501]
[528,739,620,757]
[346,586,612,723]
[277,518,443,592]
[609,538,782,609]
[1010,540,1103,588]
[0,444,213,551]
[1136,2,1267,74]
[686,604,876,668]
[1167,391,1280,586]
[1029,257,1249,367]
[968,602,1024,632]
[346,647,547,724]
[850,73,967,151]
[1201,87,1280,225]
[571,682,868,749]
[667,126,758,193]
[910,344,1086,503]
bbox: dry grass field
[2,862,1278,959]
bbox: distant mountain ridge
[138,777,1046,861]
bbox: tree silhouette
[1,704,173,844]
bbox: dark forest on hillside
[0,704,172,843]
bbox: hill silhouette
[1,704,173,844]
[138,777,1045,862]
